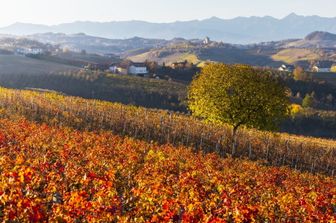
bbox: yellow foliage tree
[331,65,336,73]
[293,66,308,81]
[290,104,303,117]
[188,63,290,154]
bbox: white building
[109,62,148,75]
[128,63,148,75]
[203,37,211,45]
[16,48,44,55]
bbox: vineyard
[0,117,335,222]
[0,87,335,176]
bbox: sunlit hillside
[0,93,334,221]
[0,87,335,176]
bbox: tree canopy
[188,63,290,132]
[302,93,315,108]
[293,66,310,81]
[331,65,336,73]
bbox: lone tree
[302,93,315,108]
[293,66,307,81]
[188,64,290,155]
[293,66,312,81]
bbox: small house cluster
[105,59,199,81]
[16,48,44,55]
[109,62,148,75]
[278,61,336,73]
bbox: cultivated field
[0,87,335,176]
[0,55,79,75]
[0,117,334,222]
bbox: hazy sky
[1,0,335,27]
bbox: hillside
[0,68,186,111]
[33,52,120,68]
[0,55,79,75]
[127,43,282,67]
[285,31,336,48]
[0,87,335,176]
[0,87,334,221]
[2,14,336,43]
[271,48,322,64]
[1,31,335,69]
[0,36,53,51]
[266,31,336,64]
[128,50,201,66]
[0,34,120,67]
[28,33,168,54]
[127,31,336,67]
[0,36,185,111]
[2,53,336,137]
[0,117,334,221]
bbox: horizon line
[1,12,336,28]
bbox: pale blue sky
[1,0,335,27]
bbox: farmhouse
[278,64,295,72]
[109,62,148,75]
[109,64,128,75]
[203,36,211,45]
[16,47,44,55]
[128,63,148,75]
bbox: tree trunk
[231,126,238,156]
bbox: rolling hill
[28,33,168,54]
[126,40,281,67]
[0,111,334,221]
[0,75,334,221]
[0,36,121,69]
[271,48,322,64]
[284,31,336,48]
[129,47,281,67]
[2,30,335,69]
[270,32,336,64]
[0,87,335,176]
[127,31,336,67]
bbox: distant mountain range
[1,13,336,43]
